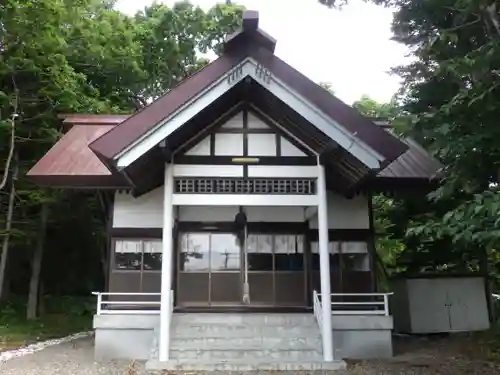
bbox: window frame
[112,238,163,273]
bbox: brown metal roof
[27,121,129,188]
[89,52,246,160]
[247,48,407,164]
[27,113,440,190]
[58,114,131,132]
[58,114,131,125]
[89,10,407,166]
[224,10,277,54]
[378,130,443,180]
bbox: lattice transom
[174,178,316,195]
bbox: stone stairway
[146,313,346,372]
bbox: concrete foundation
[332,315,393,359]
[92,313,393,365]
[93,314,158,361]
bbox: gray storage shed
[391,275,490,334]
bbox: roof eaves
[248,48,408,166]
[88,52,246,163]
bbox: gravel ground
[0,335,499,375]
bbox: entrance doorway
[176,229,308,308]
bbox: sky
[115,0,411,104]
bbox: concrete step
[173,313,316,326]
[169,348,323,361]
[170,336,322,350]
[151,313,327,368]
[171,323,317,338]
[146,359,347,372]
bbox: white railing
[330,293,393,316]
[312,290,323,335]
[92,292,161,315]
[493,293,500,301]
[168,290,174,327]
[313,291,393,317]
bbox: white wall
[308,192,369,229]
[174,164,244,177]
[112,188,369,229]
[173,165,317,178]
[113,188,165,228]
[177,206,306,222]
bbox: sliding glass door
[177,232,242,306]
[247,234,307,306]
[176,231,307,308]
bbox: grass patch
[0,296,94,351]
[469,321,500,362]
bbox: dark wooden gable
[174,104,315,165]
[122,76,383,196]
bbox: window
[143,241,163,271]
[310,241,371,272]
[115,240,142,270]
[343,254,370,271]
[247,235,273,271]
[114,239,162,271]
[179,233,210,271]
[179,233,243,272]
[274,235,304,271]
[178,233,305,272]
[210,234,240,271]
[247,234,304,271]
[310,241,341,272]
[340,242,370,271]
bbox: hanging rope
[242,224,250,304]
[234,209,250,304]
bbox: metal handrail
[168,290,174,326]
[92,292,161,315]
[312,290,323,337]
[314,292,394,316]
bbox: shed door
[409,279,450,333]
[447,277,489,331]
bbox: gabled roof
[27,115,441,190]
[27,117,129,188]
[379,134,442,180]
[89,10,407,169]
[28,10,425,193]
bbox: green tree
[320,0,500,282]
[351,96,409,275]
[0,0,243,317]
[352,96,458,276]
[380,0,500,284]
[353,95,399,120]
[132,1,244,101]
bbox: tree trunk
[0,92,18,191]
[27,202,49,320]
[0,158,18,301]
[97,192,112,291]
[38,282,46,316]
